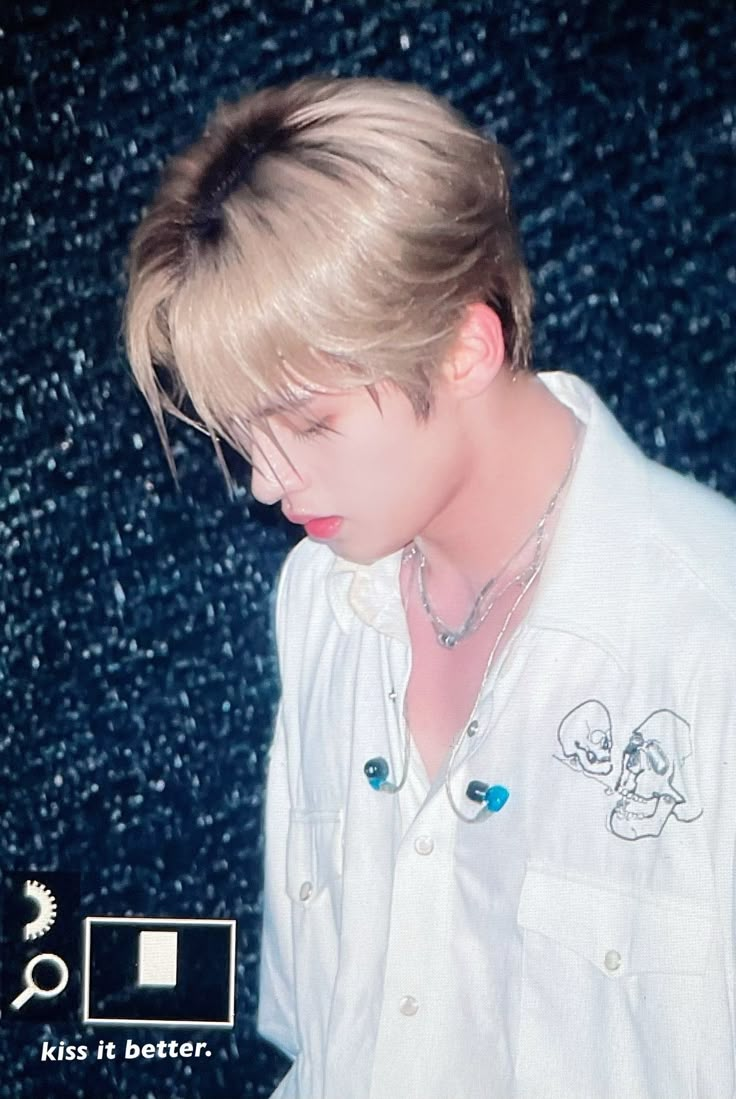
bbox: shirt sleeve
[257,557,298,1060]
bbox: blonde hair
[124,76,533,475]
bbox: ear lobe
[444,303,506,395]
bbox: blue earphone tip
[465,781,510,813]
[486,785,510,812]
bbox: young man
[125,77,736,1099]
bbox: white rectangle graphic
[138,929,178,987]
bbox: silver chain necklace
[414,439,579,649]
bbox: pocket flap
[286,810,343,903]
[517,866,712,977]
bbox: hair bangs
[166,251,369,456]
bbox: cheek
[322,409,441,513]
[333,434,403,489]
[362,438,426,500]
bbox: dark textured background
[1,1,734,1096]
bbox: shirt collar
[524,372,651,668]
[327,546,407,642]
[325,372,652,661]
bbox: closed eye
[285,415,339,442]
[291,420,330,440]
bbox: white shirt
[257,372,736,1099]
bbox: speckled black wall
[1,1,734,1096]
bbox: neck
[413,371,578,605]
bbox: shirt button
[414,835,434,856]
[604,949,622,972]
[399,995,419,1016]
[299,881,313,902]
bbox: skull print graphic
[555,702,702,841]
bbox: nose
[250,433,306,505]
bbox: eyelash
[291,420,330,441]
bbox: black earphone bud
[364,757,395,792]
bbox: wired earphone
[363,555,540,823]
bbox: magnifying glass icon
[10,953,69,1011]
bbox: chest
[403,581,531,782]
[294,600,709,888]
[404,628,487,752]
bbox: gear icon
[22,880,58,941]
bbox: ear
[442,303,506,397]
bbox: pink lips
[282,510,343,540]
[304,516,343,539]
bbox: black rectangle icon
[82,918,235,1027]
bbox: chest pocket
[286,809,343,907]
[516,866,713,1099]
[284,810,344,1089]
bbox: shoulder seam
[650,533,736,627]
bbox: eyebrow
[256,395,312,418]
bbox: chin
[335,536,408,567]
